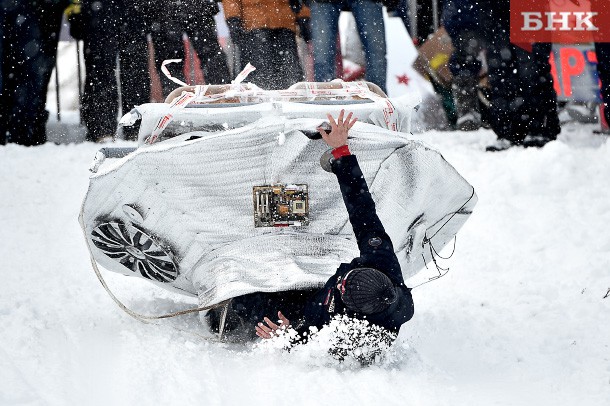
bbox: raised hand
[318,109,358,149]
[255,311,290,339]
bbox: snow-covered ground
[3,12,609,405]
[1,121,609,405]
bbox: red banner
[510,0,610,46]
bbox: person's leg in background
[481,2,524,151]
[0,3,12,145]
[239,29,275,88]
[414,0,445,44]
[118,1,151,140]
[447,29,483,131]
[485,42,522,150]
[80,0,120,142]
[2,1,63,146]
[149,2,186,97]
[267,28,305,89]
[350,0,387,93]
[485,40,559,150]
[310,1,342,83]
[150,30,184,97]
[518,42,560,147]
[33,1,68,144]
[187,13,231,85]
[595,42,610,129]
[443,0,483,131]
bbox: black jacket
[297,154,414,335]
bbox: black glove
[296,17,312,43]
[226,17,245,48]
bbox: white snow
[1,122,609,405]
[4,12,610,404]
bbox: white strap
[232,62,256,84]
[160,59,189,87]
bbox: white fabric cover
[128,90,422,145]
[82,116,477,307]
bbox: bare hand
[318,109,358,149]
[255,311,290,339]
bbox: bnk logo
[521,12,598,31]
[510,0,610,46]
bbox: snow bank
[1,124,609,406]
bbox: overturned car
[80,79,477,336]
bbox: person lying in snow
[206,110,414,343]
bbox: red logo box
[510,0,610,45]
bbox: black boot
[452,75,482,131]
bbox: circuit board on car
[253,184,309,227]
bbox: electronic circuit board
[253,184,309,227]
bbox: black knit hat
[340,268,398,315]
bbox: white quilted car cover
[82,116,477,308]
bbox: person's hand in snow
[255,311,290,339]
[318,109,358,148]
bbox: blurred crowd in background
[1,0,609,151]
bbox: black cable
[411,186,476,289]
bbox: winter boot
[452,75,482,131]
[522,134,553,148]
[485,138,513,152]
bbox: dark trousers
[485,40,560,142]
[80,0,149,141]
[0,1,65,146]
[480,6,559,143]
[448,30,482,79]
[414,0,445,44]
[151,12,230,96]
[239,28,304,90]
[447,29,484,119]
[595,43,610,125]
